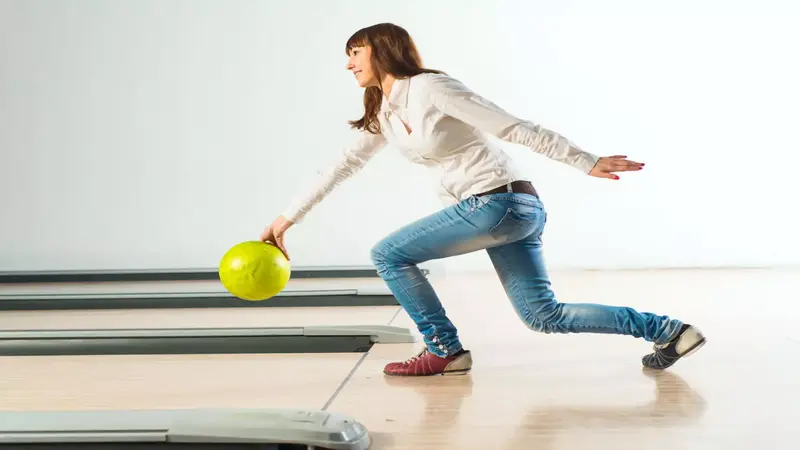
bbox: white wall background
[1,0,797,273]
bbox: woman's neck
[378,74,397,98]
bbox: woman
[260,23,705,376]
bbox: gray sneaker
[642,324,706,370]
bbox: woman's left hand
[589,155,644,180]
[259,215,293,260]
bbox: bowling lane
[0,282,402,412]
[0,304,401,330]
[0,353,362,411]
[0,274,404,413]
[0,276,389,296]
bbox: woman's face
[346,45,377,88]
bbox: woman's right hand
[260,215,293,260]
[588,155,644,180]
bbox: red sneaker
[383,348,472,377]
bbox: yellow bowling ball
[218,241,291,301]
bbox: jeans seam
[492,246,533,325]
[378,268,450,356]
[381,265,425,317]
[483,193,541,207]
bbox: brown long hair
[345,23,443,134]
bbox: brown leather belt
[476,180,538,198]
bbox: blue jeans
[370,191,684,357]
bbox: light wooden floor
[1,268,797,449]
[0,276,389,295]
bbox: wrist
[278,215,294,231]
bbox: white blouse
[281,72,599,223]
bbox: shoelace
[401,349,428,364]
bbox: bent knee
[521,301,563,333]
[370,240,404,276]
[370,240,390,266]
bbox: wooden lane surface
[0,277,399,330]
[327,269,800,450]
[0,353,364,412]
[0,277,389,295]
[0,303,400,330]
[0,301,402,412]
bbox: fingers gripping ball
[219,241,291,301]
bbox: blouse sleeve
[421,73,599,173]
[281,129,387,223]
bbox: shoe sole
[383,368,472,377]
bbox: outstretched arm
[261,130,387,258]
[420,74,643,179]
[281,129,387,223]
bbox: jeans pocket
[488,204,541,240]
